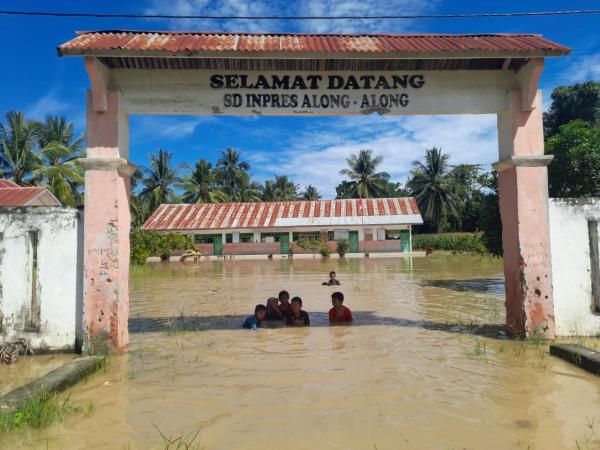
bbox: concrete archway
[58,31,570,351]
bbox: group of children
[242,272,353,330]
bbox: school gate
[57,31,571,351]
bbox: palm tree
[179,159,228,203]
[130,170,149,228]
[407,147,459,232]
[263,175,299,201]
[0,111,40,185]
[301,184,321,200]
[32,115,85,206]
[338,149,390,198]
[215,147,251,201]
[238,179,263,202]
[139,148,180,213]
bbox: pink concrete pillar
[79,90,134,352]
[494,89,555,338]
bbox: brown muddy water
[2,255,600,449]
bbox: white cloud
[246,114,498,198]
[131,115,216,144]
[145,0,437,33]
[567,52,600,83]
[26,89,79,121]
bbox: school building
[142,198,423,256]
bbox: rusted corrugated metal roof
[0,179,18,188]
[0,186,61,207]
[142,198,423,231]
[58,31,570,57]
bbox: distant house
[143,198,423,256]
[0,180,61,207]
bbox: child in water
[278,290,292,319]
[328,291,353,323]
[322,270,341,286]
[265,297,284,321]
[287,297,310,326]
[242,304,267,330]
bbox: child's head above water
[329,271,337,280]
[291,296,303,313]
[266,297,279,310]
[255,304,267,321]
[331,291,344,307]
[278,290,290,303]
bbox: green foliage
[543,81,600,136]
[139,148,181,213]
[546,120,600,198]
[296,237,330,257]
[32,115,85,206]
[0,111,40,185]
[337,149,390,198]
[0,112,84,205]
[301,184,321,200]
[262,175,299,201]
[0,390,94,433]
[154,423,203,450]
[412,232,486,253]
[478,192,503,257]
[215,147,251,201]
[178,159,228,204]
[407,147,460,232]
[336,240,349,257]
[130,229,194,265]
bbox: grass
[465,339,488,361]
[0,390,95,433]
[154,424,203,450]
[575,417,600,450]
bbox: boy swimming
[242,304,267,330]
[328,292,353,323]
[287,297,310,326]
[322,271,341,286]
[265,297,284,321]
[278,290,292,319]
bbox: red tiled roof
[0,184,61,207]
[142,198,422,231]
[58,31,570,57]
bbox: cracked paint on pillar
[83,169,130,352]
[497,89,555,338]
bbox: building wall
[0,207,83,350]
[363,240,403,253]
[549,199,600,336]
[222,243,280,255]
[183,225,412,255]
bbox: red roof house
[0,180,61,206]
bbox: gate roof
[58,31,570,60]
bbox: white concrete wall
[549,198,600,336]
[0,207,83,350]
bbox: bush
[297,237,330,258]
[336,240,349,257]
[130,229,194,265]
[412,232,487,254]
[320,245,332,257]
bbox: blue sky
[1,0,599,197]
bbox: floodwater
[0,354,74,396]
[3,255,600,449]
